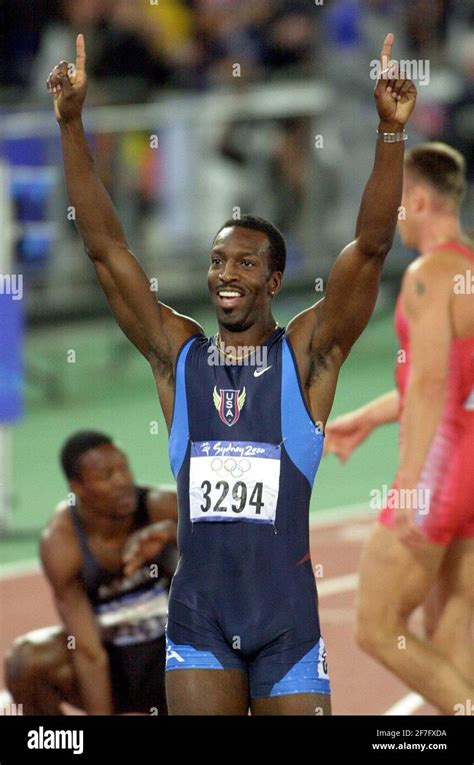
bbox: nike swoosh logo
[254,365,272,377]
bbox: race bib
[189,440,281,524]
[96,582,169,646]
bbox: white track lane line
[318,573,358,597]
[0,502,373,581]
[0,687,428,716]
[383,692,426,716]
[0,560,40,580]
[0,563,360,597]
[2,505,426,717]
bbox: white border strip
[383,692,425,716]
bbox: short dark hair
[405,143,466,208]
[214,214,287,274]
[60,430,113,482]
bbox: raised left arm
[288,34,417,401]
[314,34,417,363]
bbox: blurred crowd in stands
[0,1,472,93]
[1,0,473,166]
[1,0,473,308]
[2,0,473,169]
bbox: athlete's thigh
[357,523,446,624]
[434,537,474,625]
[424,537,474,636]
[248,634,331,716]
[251,692,331,716]
[166,669,249,715]
[423,581,447,638]
[441,537,474,601]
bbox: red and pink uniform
[379,242,474,544]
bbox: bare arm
[40,520,113,715]
[397,259,452,523]
[146,487,178,523]
[361,389,400,427]
[47,36,202,377]
[287,35,417,399]
[324,389,400,461]
[122,488,178,576]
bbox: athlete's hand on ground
[122,520,176,577]
[374,33,417,129]
[324,411,373,462]
[46,34,87,124]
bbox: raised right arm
[47,36,202,397]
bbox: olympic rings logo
[210,458,251,479]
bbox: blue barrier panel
[0,292,24,423]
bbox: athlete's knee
[355,605,381,655]
[5,637,42,697]
[355,619,383,657]
[355,602,405,659]
[5,629,68,698]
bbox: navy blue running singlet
[165,328,330,698]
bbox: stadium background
[0,0,473,714]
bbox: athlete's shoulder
[401,255,455,318]
[141,484,177,523]
[40,500,81,570]
[404,251,457,292]
[178,332,210,357]
[410,240,474,277]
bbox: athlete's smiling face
[208,226,281,331]
[72,444,137,519]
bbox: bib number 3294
[189,441,281,524]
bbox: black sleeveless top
[70,487,175,647]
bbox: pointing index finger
[76,33,86,74]
[380,32,394,72]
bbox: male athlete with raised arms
[46,34,416,715]
[325,143,474,714]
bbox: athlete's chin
[215,307,251,332]
[108,508,136,520]
[110,495,137,517]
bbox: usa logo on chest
[213,387,246,427]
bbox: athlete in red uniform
[326,143,474,714]
[380,243,474,544]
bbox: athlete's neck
[77,503,136,539]
[415,216,466,255]
[217,318,278,353]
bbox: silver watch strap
[377,130,408,143]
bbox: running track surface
[0,513,436,715]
